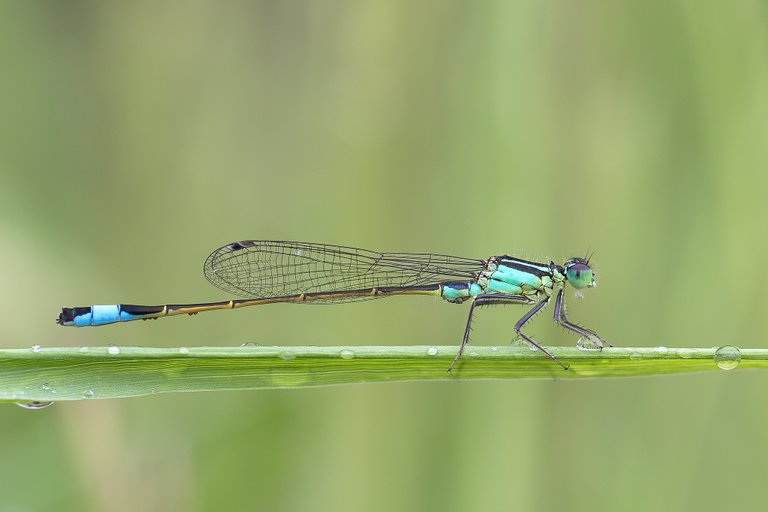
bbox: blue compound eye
[565,259,594,289]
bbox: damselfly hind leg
[552,288,610,349]
[449,298,482,373]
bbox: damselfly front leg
[552,288,609,349]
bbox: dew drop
[178,347,190,354]
[490,346,498,352]
[79,347,90,353]
[82,390,95,399]
[41,383,52,390]
[677,348,695,359]
[240,342,258,347]
[426,346,438,356]
[629,351,643,361]
[280,351,296,361]
[107,346,120,355]
[31,344,41,353]
[714,346,741,371]
[15,401,54,410]
[339,349,355,360]
[654,346,669,354]
[576,337,601,351]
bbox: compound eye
[566,262,593,289]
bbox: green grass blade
[1,345,763,403]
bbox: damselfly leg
[512,295,569,370]
[552,288,609,349]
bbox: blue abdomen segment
[57,304,165,326]
[441,281,482,303]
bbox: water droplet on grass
[31,344,41,353]
[82,390,95,399]
[107,346,120,355]
[576,337,601,351]
[15,401,54,410]
[714,346,740,370]
[339,349,355,360]
[426,347,438,356]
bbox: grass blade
[1,345,763,402]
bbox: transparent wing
[203,240,484,302]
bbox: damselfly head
[564,257,595,289]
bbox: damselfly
[58,240,607,370]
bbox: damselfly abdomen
[58,240,607,370]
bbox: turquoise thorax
[440,257,567,303]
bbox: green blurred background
[2,1,767,510]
